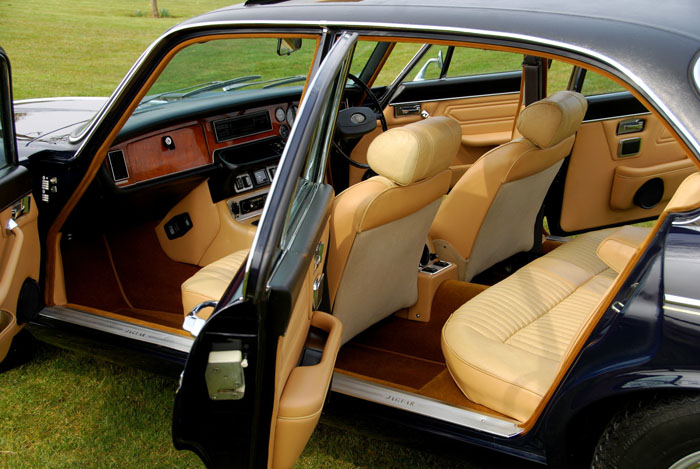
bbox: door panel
[174,31,353,467]
[558,111,695,233]
[269,222,341,468]
[0,48,40,364]
[348,92,520,186]
[0,199,40,361]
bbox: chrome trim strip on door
[38,306,194,353]
[390,90,519,107]
[665,294,700,310]
[582,111,651,124]
[331,372,522,438]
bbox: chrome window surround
[67,19,700,162]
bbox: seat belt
[522,55,545,106]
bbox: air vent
[213,111,272,143]
[107,150,129,182]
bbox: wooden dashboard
[105,102,297,187]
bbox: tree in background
[151,0,159,18]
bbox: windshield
[135,37,316,112]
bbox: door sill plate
[331,372,522,438]
[38,306,194,353]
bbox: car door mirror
[277,38,302,56]
[414,49,443,81]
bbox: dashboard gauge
[286,105,298,127]
[279,124,290,140]
[274,107,286,122]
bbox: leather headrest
[367,116,461,185]
[517,91,588,148]
[596,226,649,273]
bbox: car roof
[175,0,700,155]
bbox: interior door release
[617,118,645,135]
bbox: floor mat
[107,222,199,314]
[335,280,491,409]
[61,221,199,328]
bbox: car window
[133,37,317,114]
[547,60,575,96]
[581,71,626,96]
[372,42,423,86]
[397,45,522,84]
[280,39,354,249]
[349,40,379,78]
[445,47,522,78]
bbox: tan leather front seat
[327,116,462,344]
[430,91,588,281]
[181,249,248,319]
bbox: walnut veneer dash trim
[110,121,210,187]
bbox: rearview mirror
[277,38,302,56]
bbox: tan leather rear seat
[441,226,649,422]
[181,249,249,319]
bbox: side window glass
[349,40,379,77]
[373,42,423,86]
[444,47,521,78]
[547,60,574,96]
[409,45,450,81]
[581,71,626,96]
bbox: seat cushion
[181,249,248,319]
[441,227,648,422]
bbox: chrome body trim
[106,149,129,182]
[582,111,651,124]
[692,54,700,96]
[671,212,700,226]
[331,372,522,438]
[665,294,700,310]
[14,96,108,104]
[38,306,194,353]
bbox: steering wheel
[346,73,388,132]
[333,73,388,169]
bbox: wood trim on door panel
[45,33,321,305]
[560,113,691,232]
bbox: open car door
[0,47,41,367]
[173,33,356,468]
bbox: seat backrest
[430,91,588,281]
[327,116,461,344]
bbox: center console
[396,259,458,323]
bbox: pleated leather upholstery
[441,227,645,422]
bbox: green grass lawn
[2,342,497,468]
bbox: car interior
[46,33,699,432]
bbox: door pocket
[610,160,697,210]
